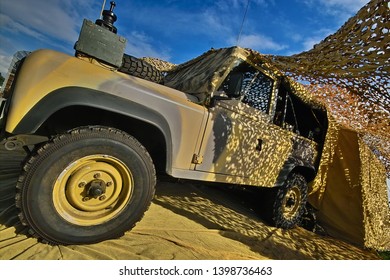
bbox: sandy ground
[0,147,379,260]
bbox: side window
[274,82,328,143]
[241,70,274,113]
[218,62,274,114]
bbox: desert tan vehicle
[0,3,327,244]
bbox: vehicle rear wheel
[272,173,308,229]
[16,126,156,245]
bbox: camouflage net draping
[139,1,390,250]
[144,0,389,175]
[266,0,389,175]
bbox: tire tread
[16,126,156,245]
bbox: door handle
[256,139,263,151]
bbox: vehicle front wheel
[16,126,156,245]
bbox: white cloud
[124,31,171,61]
[319,0,369,14]
[302,37,322,51]
[0,14,47,42]
[0,0,107,75]
[201,9,232,35]
[0,0,99,44]
[0,54,12,78]
[301,28,334,51]
[0,0,173,67]
[231,34,287,52]
[115,0,279,58]
[216,0,267,10]
[292,1,368,54]
[304,0,369,22]
[2,1,74,43]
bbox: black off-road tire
[119,54,163,83]
[272,173,308,229]
[15,126,156,245]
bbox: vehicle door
[195,61,293,187]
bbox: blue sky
[0,0,369,76]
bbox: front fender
[4,49,209,173]
[12,87,171,137]
[274,157,316,187]
[11,86,174,171]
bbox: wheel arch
[13,86,172,173]
[274,158,316,187]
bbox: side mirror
[225,72,243,98]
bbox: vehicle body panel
[4,49,208,174]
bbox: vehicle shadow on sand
[0,146,378,260]
[153,179,378,260]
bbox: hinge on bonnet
[191,154,203,164]
[4,134,48,150]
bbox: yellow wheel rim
[53,155,133,226]
[281,185,301,220]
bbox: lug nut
[94,173,101,178]
[106,181,112,187]
[99,195,106,201]
[82,197,90,202]
[78,182,86,188]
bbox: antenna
[236,0,250,46]
[100,0,107,19]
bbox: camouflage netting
[141,57,177,72]
[254,0,389,250]
[144,0,389,250]
[266,0,390,176]
[146,0,389,175]
[264,0,390,250]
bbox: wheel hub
[286,193,296,207]
[282,185,301,219]
[87,180,107,198]
[53,155,133,226]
